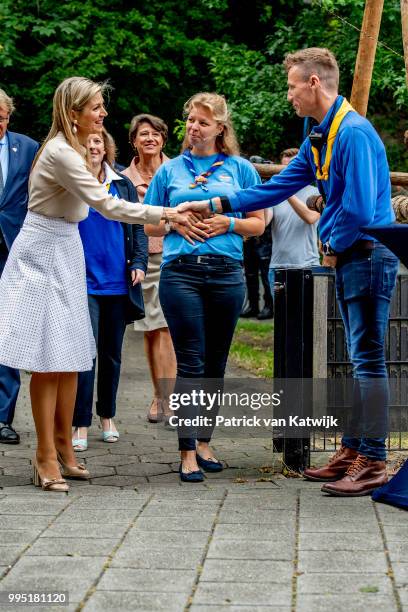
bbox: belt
[337,239,375,266]
[174,254,237,265]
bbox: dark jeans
[73,294,128,428]
[0,247,20,425]
[159,257,245,451]
[335,244,398,461]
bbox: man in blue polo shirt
[181,47,398,497]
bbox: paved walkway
[0,330,407,612]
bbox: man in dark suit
[0,88,39,444]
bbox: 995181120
[0,592,69,606]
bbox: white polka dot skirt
[0,211,96,372]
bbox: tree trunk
[402,0,408,89]
[350,0,384,116]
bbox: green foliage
[0,0,406,167]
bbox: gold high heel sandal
[56,451,90,480]
[32,459,69,492]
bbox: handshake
[162,199,229,244]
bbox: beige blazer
[28,133,163,225]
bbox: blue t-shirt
[144,153,261,267]
[79,175,127,295]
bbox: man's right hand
[177,200,213,218]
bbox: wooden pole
[402,0,408,89]
[350,0,384,116]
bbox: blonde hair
[33,76,110,169]
[0,89,15,115]
[283,48,339,91]
[181,92,239,156]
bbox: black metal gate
[273,268,408,471]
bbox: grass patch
[229,319,274,378]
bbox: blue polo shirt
[144,153,261,267]
[228,96,395,253]
[79,163,127,295]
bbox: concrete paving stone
[0,515,54,530]
[382,525,408,542]
[141,501,220,516]
[0,500,69,515]
[40,522,128,539]
[193,581,292,606]
[206,539,293,561]
[0,476,33,487]
[296,594,397,612]
[147,488,226,500]
[200,559,292,583]
[0,556,107,603]
[139,452,182,464]
[389,543,408,563]
[65,485,140,496]
[79,465,116,478]
[299,532,384,552]
[392,563,408,586]
[297,574,393,595]
[377,509,408,526]
[54,507,138,524]
[112,545,203,569]
[26,537,119,557]
[0,457,32,467]
[222,497,296,511]
[2,466,33,477]
[72,495,150,509]
[147,473,190,484]
[97,567,196,593]
[0,530,42,544]
[397,586,408,605]
[123,530,209,548]
[298,550,388,573]
[83,591,188,611]
[218,509,295,524]
[133,515,215,532]
[88,475,147,487]
[116,463,173,477]
[0,545,27,565]
[213,523,295,541]
[108,444,151,455]
[300,516,379,533]
[83,454,142,467]
[189,607,290,612]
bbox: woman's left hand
[131,269,145,285]
[203,215,231,237]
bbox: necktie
[0,144,4,198]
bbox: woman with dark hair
[145,92,264,482]
[72,128,148,450]
[123,114,176,424]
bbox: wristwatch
[322,242,336,256]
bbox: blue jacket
[228,96,395,252]
[111,174,148,323]
[0,131,39,249]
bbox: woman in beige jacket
[0,77,192,491]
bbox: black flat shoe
[0,422,20,444]
[196,453,223,472]
[179,463,204,482]
[257,306,274,320]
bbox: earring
[72,121,78,135]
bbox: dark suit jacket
[114,174,148,323]
[0,131,39,249]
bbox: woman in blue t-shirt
[72,129,148,451]
[145,92,264,482]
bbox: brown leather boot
[303,446,359,482]
[321,454,388,497]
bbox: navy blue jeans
[73,294,128,428]
[159,257,245,451]
[335,244,398,460]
